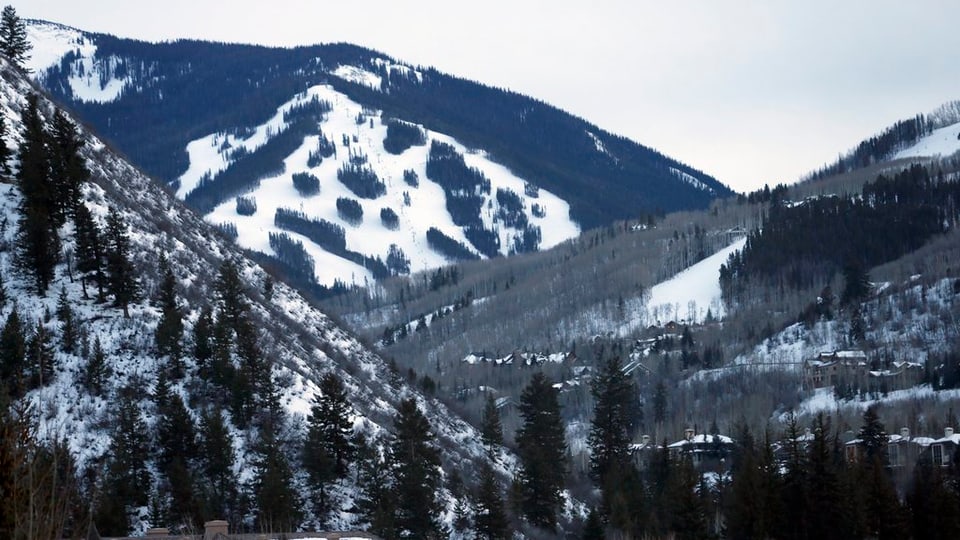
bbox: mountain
[0,55,564,536]
[25,20,733,291]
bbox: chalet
[802,351,923,392]
[927,427,960,467]
[668,428,734,471]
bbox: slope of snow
[645,236,746,322]
[893,122,960,160]
[187,84,579,287]
[26,20,131,103]
[332,64,382,90]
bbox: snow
[645,236,747,322]
[670,166,715,193]
[893,121,960,160]
[185,84,579,286]
[790,385,960,420]
[332,64,383,90]
[26,20,131,103]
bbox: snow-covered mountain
[0,55,542,533]
[25,19,733,289]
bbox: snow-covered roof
[668,434,734,448]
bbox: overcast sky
[11,0,960,192]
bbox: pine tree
[390,398,445,538]
[515,372,568,530]
[83,336,109,396]
[354,434,395,539]
[199,410,236,522]
[303,373,355,525]
[857,405,888,465]
[474,461,510,540]
[26,319,54,390]
[480,393,503,451]
[0,5,30,69]
[97,388,151,535]
[581,508,605,540]
[104,206,138,317]
[0,115,11,178]
[192,305,214,375]
[73,202,105,301]
[252,422,301,533]
[154,254,184,371]
[588,356,637,485]
[55,286,77,354]
[15,94,59,295]
[0,306,25,397]
[46,110,88,224]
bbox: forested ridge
[35,26,732,230]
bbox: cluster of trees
[337,162,386,199]
[292,171,320,196]
[268,232,316,284]
[336,197,363,225]
[495,187,527,228]
[382,119,426,155]
[235,195,257,215]
[185,100,327,213]
[721,165,958,307]
[425,140,490,229]
[426,227,479,262]
[379,206,399,230]
[307,131,336,168]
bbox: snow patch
[332,64,382,90]
[893,121,960,160]
[670,167,715,193]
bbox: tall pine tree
[15,94,59,295]
[104,206,137,317]
[0,5,30,69]
[390,398,445,539]
[515,372,568,531]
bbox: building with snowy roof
[667,428,734,472]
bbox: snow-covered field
[893,121,960,160]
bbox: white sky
[11,0,960,192]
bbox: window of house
[933,444,945,466]
[888,443,899,467]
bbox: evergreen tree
[55,285,77,354]
[581,508,605,540]
[15,94,59,295]
[0,115,11,178]
[192,305,214,374]
[84,336,109,396]
[390,398,445,538]
[252,421,301,533]
[303,372,354,525]
[104,206,138,317]
[26,319,54,390]
[73,202,105,301]
[841,260,871,306]
[667,455,709,540]
[857,405,888,465]
[474,461,509,540]
[480,393,503,451]
[200,410,237,522]
[588,356,637,485]
[354,434,395,539]
[97,388,151,535]
[46,110,88,224]
[154,253,184,371]
[515,372,568,530]
[0,5,30,69]
[0,306,25,397]
[653,380,667,429]
[154,387,199,477]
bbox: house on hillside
[802,350,923,392]
[668,428,734,471]
[926,427,960,467]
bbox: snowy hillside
[0,56,534,533]
[188,84,579,287]
[893,121,960,160]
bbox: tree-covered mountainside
[30,22,732,230]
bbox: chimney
[946,427,955,438]
[204,520,229,540]
[684,428,695,441]
[900,427,910,440]
[641,434,651,446]
[146,529,170,537]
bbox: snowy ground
[893,121,960,160]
